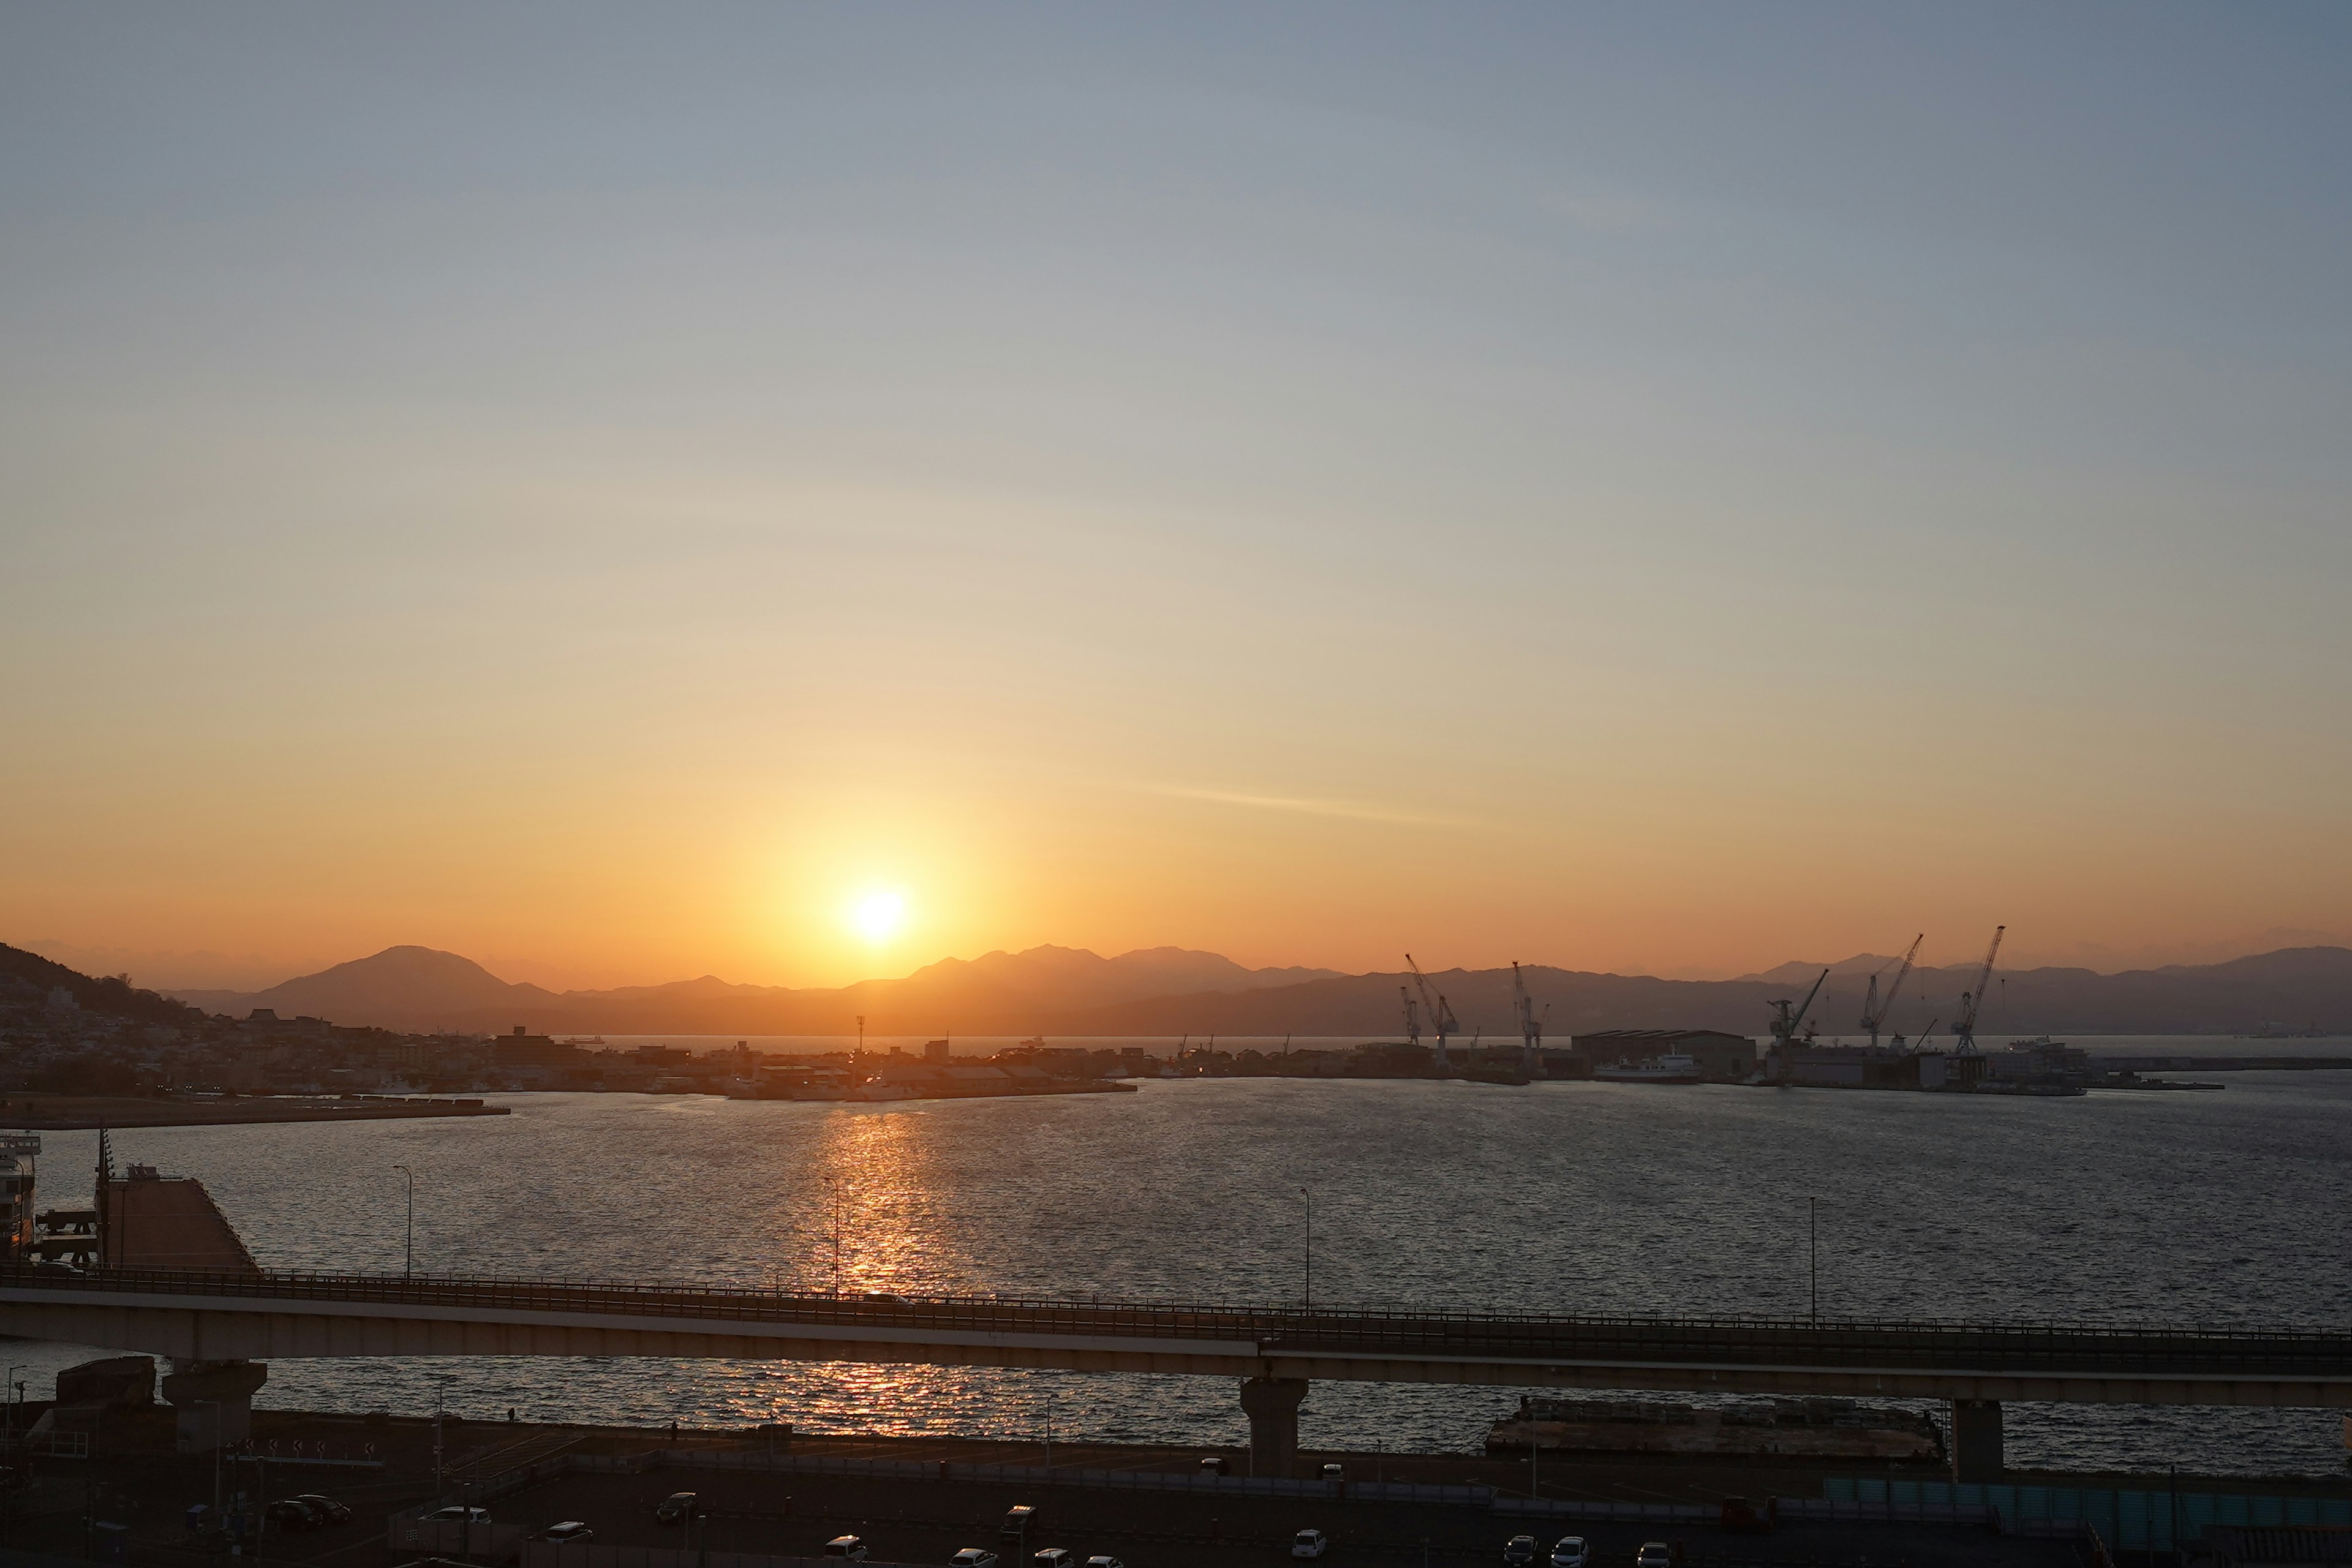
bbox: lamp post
[1809,1197,1819,1324]
[824,1177,843,1298]
[393,1164,414,1278]
[1300,1188,1313,1309]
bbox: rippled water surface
[17,1068,2352,1475]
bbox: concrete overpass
[6,1264,2348,1480]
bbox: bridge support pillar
[1240,1377,1307,1479]
[162,1360,266,1454]
[1951,1399,2002,1482]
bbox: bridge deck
[4,1264,2348,1390]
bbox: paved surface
[0,1412,2084,1568]
[7,1265,2350,1406]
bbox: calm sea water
[14,1055,2352,1476]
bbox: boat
[1593,1053,1703,1085]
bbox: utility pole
[393,1164,414,1277]
[1809,1198,1819,1324]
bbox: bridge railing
[5,1263,2349,1375]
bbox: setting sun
[848,889,909,945]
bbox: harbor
[0,1091,508,1129]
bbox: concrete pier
[161,1359,266,1453]
[1951,1398,2003,1482]
[1240,1376,1306,1478]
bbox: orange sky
[6,10,2351,992]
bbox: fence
[660,1450,1346,1499]
[1494,1499,1716,1525]
[1825,1477,2352,1551]
[530,1548,929,1568]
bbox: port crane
[1400,985,1420,1049]
[1405,954,1458,1070]
[1950,925,2006,1055]
[1858,934,1924,1049]
[1510,961,1549,1076]
[1766,969,1830,1077]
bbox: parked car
[1548,1539,1588,1568]
[1082,1557,1123,1568]
[826,1536,868,1560]
[1198,1456,1228,1476]
[265,1500,322,1531]
[1502,1535,1541,1567]
[655,1493,701,1525]
[296,1495,352,1525]
[1292,1529,1330,1560]
[951,1551,999,1568]
[1319,1463,1345,1482]
[1634,1545,1674,1568]
[1030,1550,1073,1568]
[424,1507,493,1525]
[533,1523,594,1544]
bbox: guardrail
[6,1264,2350,1379]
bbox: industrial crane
[1858,933,1924,1049]
[1510,961,1549,1076]
[1400,984,1420,1049]
[1405,954,1459,1070]
[1765,968,1830,1081]
[1950,925,2006,1055]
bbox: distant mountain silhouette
[150,941,2352,1039]
[165,943,1344,1035]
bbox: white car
[1550,1540,1588,1568]
[1292,1529,1330,1560]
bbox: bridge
[6,1264,2348,1482]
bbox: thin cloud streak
[1146,785,1482,831]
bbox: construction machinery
[1767,969,1830,1061]
[1510,962,1549,1077]
[1950,925,2007,1055]
[1859,934,1924,1049]
[1405,954,1459,1071]
[1400,985,1421,1050]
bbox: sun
[848,888,909,944]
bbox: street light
[823,1177,843,1298]
[1809,1197,1819,1324]
[393,1165,414,1277]
[1300,1188,1313,1309]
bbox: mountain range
[151,943,2352,1040]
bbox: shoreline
[0,1093,510,1129]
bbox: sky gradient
[6,4,2351,990]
